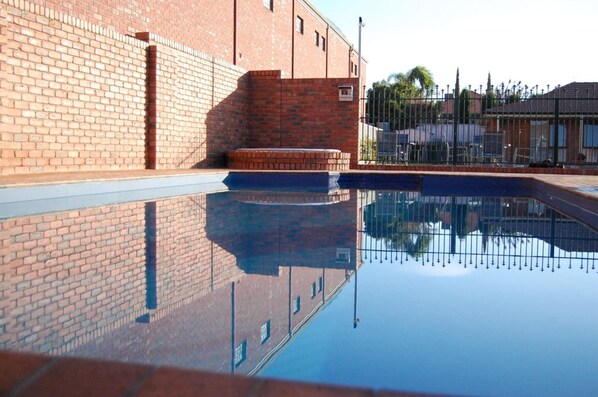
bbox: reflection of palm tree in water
[363,200,434,260]
[387,220,431,259]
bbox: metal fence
[358,82,598,167]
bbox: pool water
[1,187,597,397]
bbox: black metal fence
[358,82,598,167]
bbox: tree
[459,89,471,123]
[365,66,439,130]
[386,65,435,98]
[481,77,527,113]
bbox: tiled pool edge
[0,350,445,397]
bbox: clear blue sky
[309,0,598,90]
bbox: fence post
[553,98,560,163]
[452,70,460,165]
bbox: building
[483,82,598,164]
[0,0,365,175]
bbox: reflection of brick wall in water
[0,190,359,371]
[206,191,359,273]
[69,266,351,375]
[0,204,147,352]
[151,194,246,309]
[71,280,235,372]
[233,267,349,375]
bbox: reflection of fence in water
[358,191,598,273]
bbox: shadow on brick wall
[196,72,250,168]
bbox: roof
[484,82,598,116]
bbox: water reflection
[361,191,597,273]
[0,187,596,389]
[0,189,358,375]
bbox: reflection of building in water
[0,190,359,375]
[361,191,598,271]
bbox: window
[549,124,567,148]
[311,282,317,298]
[318,276,323,292]
[314,31,320,46]
[336,248,351,263]
[350,61,354,75]
[583,124,598,148]
[296,16,304,34]
[262,0,273,11]
[321,37,326,51]
[293,296,301,314]
[234,341,247,367]
[354,63,358,75]
[260,320,271,344]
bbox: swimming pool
[0,173,597,396]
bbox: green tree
[365,66,439,130]
[387,65,435,97]
[459,89,471,123]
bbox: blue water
[1,187,597,397]
[262,248,598,396]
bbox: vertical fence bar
[452,71,460,166]
[553,97,560,163]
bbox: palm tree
[365,66,438,130]
[387,65,435,97]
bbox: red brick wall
[248,72,360,166]
[293,2,327,78]
[13,0,234,64]
[327,29,352,79]
[1,0,365,175]
[136,33,250,169]
[236,0,292,76]
[6,0,364,79]
[0,1,148,175]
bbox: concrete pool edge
[1,170,596,230]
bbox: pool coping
[1,169,596,229]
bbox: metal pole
[358,17,364,84]
[553,98,560,163]
[453,69,460,165]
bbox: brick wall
[1,0,364,175]
[0,0,148,175]
[13,0,365,80]
[327,29,353,79]
[136,33,250,169]
[293,2,327,78]
[248,72,360,167]
[236,0,293,76]
[13,0,235,64]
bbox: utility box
[338,85,354,101]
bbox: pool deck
[1,168,597,397]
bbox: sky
[308,0,598,91]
